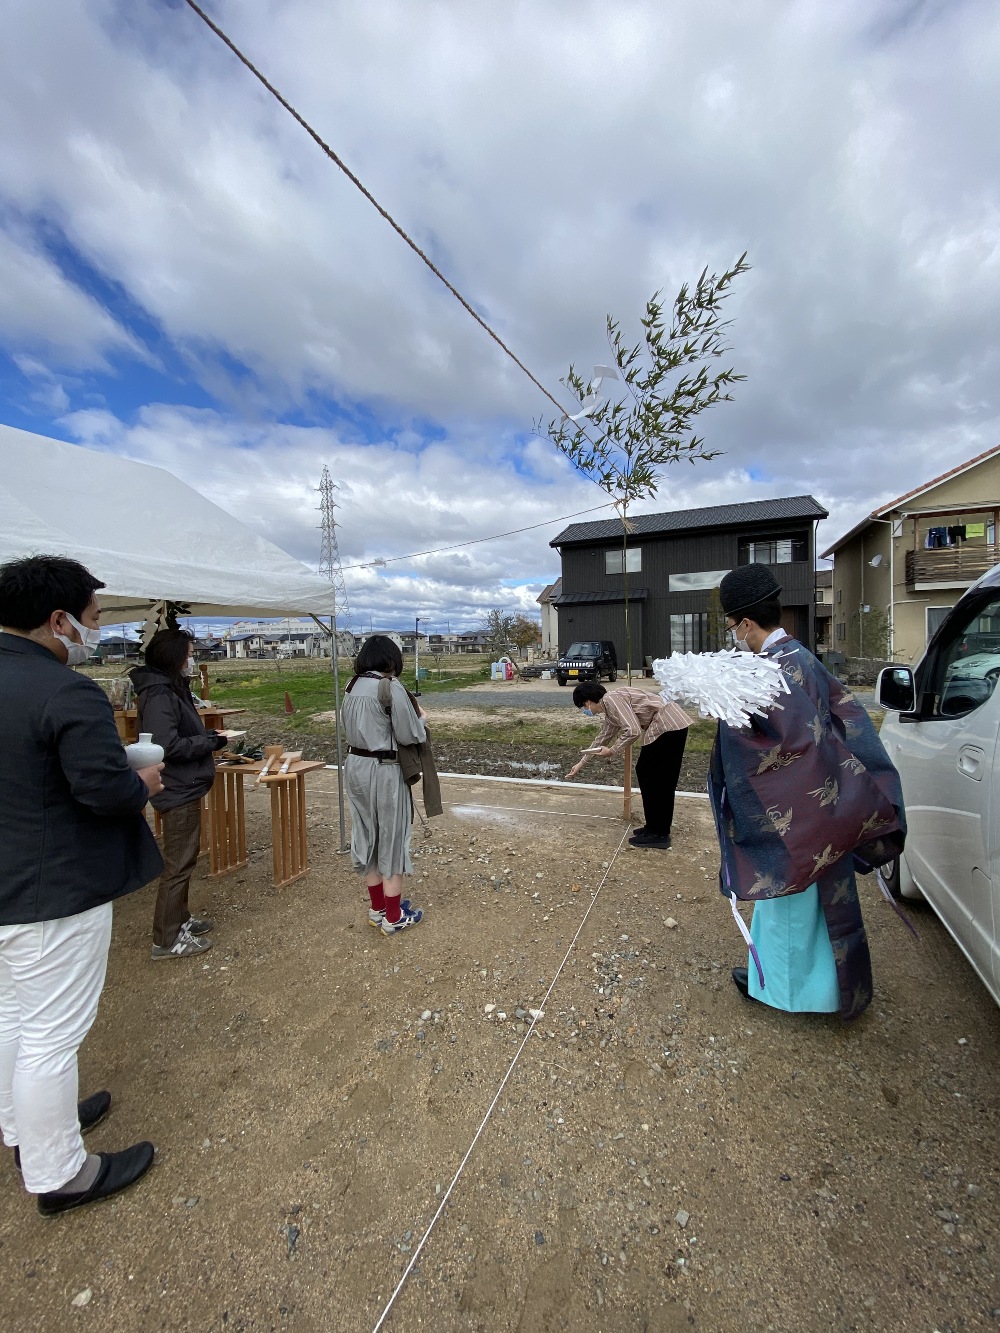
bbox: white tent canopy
[0,425,335,620]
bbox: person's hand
[593,746,613,759]
[566,762,583,779]
[417,705,427,719]
[138,762,165,797]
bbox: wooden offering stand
[218,747,326,889]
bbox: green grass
[205,661,492,730]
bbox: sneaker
[151,924,212,959]
[368,898,412,928]
[380,903,424,935]
[186,916,214,936]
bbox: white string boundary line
[369,822,633,1332]
[317,763,710,800]
[449,802,625,822]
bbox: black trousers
[634,729,688,836]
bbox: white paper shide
[652,649,789,729]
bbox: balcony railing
[906,544,1000,587]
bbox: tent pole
[330,610,348,853]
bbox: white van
[877,565,1000,1007]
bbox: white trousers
[0,902,112,1193]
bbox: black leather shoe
[731,967,750,999]
[13,1090,112,1172]
[37,1142,155,1217]
[629,833,672,849]
[79,1090,112,1133]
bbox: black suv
[556,640,618,686]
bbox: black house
[549,495,828,666]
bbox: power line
[339,500,616,572]
[180,0,580,430]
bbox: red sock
[384,895,402,924]
[367,882,385,912]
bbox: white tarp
[0,425,335,620]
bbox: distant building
[358,632,404,654]
[549,495,828,667]
[426,632,465,654]
[814,568,833,654]
[223,618,341,659]
[536,579,561,656]
[822,444,1000,662]
[97,634,141,662]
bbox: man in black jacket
[0,555,165,1215]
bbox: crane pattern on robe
[709,634,906,1021]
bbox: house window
[836,622,846,641]
[670,612,709,653]
[739,534,807,565]
[837,589,842,603]
[667,569,730,592]
[605,547,642,574]
[926,606,951,645]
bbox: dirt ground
[246,689,713,795]
[2,768,1000,1333]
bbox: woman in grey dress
[342,636,427,935]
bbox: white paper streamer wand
[652,649,789,729]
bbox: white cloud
[1,0,999,606]
[0,227,139,369]
[60,402,599,629]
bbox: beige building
[822,444,1000,664]
[814,568,833,653]
[536,578,561,657]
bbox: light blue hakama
[748,884,839,1013]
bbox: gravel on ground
[2,771,998,1333]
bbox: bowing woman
[566,681,691,849]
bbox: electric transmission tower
[317,466,350,623]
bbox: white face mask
[729,623,752,653]
[55,612,102,666]
[180,658,195,678]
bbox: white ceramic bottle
[124,732,164,770]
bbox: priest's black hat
[719,565,782,617]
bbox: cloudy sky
[1,0,998,633]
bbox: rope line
[181,0,579,428]
[370,823,632,1331]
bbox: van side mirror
[877,666,916,713]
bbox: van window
[923,591,1000,718]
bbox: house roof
[822,442,1000,557]
[550,495,827,547]
[815,569,832,588]
[536,578,562,604]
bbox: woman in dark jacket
[129,630,228,959]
